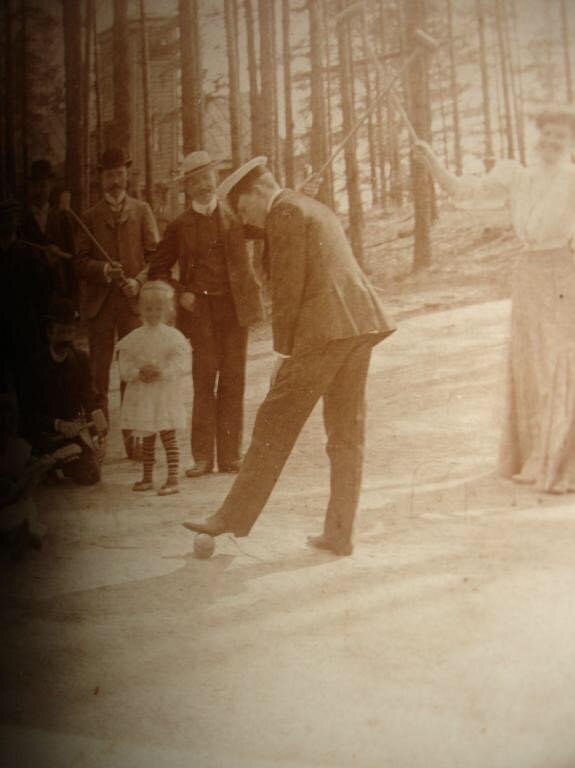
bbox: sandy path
[3,299,575,768]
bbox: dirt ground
[3,280,575,767]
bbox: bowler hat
[98,147,132,172]
[179,150,220,180]
[28,159,55,182]
[44,298,78,325]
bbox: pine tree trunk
[446,0,462,174]
[506,6,525,163]
[560,0,573,102]
[434,56,450,166]
[269,0,281,180]
[476,0,495,170]
[112,0,131,154]
[388,1,403,206]
[19,0,28,180]
[320,0,335,207]
[494,0,514,159]
[360,6,379,206]
[405,0,432,270]
[82,0,93,206]
[308,0,329,204]
[139,0,153,200]
[258,0,276,168]
[282,0,294,186]
[1,1,15,195]
[244,0,260,155]
[179,0,202,154]
[374,0,388,208]
[62,0,83,210]
[93,1,103,163]
[336,0,364,268]
[225,0,242,168]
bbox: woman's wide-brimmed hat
[98,147,132,171]
[532,104,575,131]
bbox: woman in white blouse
[416,107,575,493]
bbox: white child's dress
[117,323,189,435]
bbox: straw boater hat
[179,150,220,181]
[217,156,268,200]
[532,104,575,132]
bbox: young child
[117,281,189,495]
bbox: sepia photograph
[2,0,575,766]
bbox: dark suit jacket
[148,201,264,333]
[74,196,159,320]
[20,207,78,301]
[20,206,76,253]
[266,190,395,356]
[23,347,102,443]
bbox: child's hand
[139,364,161,383]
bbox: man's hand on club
[106,261,125,282]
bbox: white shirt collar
[267,188,284,214]
[192,197,218,217]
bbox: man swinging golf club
[183,157,395,556]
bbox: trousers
[218,335,374,542]
[189,294,248,469]
[87,289,140,427]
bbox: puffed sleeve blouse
[450,159,575,252]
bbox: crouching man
[22,299,106,486]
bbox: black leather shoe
[182,514,233,537]
[307,534,353,557]
[219,459,242,474]
[185,461,214,478]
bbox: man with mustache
[22,299,104,486]
[149,151,263,477]
[183,157,395,555]
[74,148,159,458]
